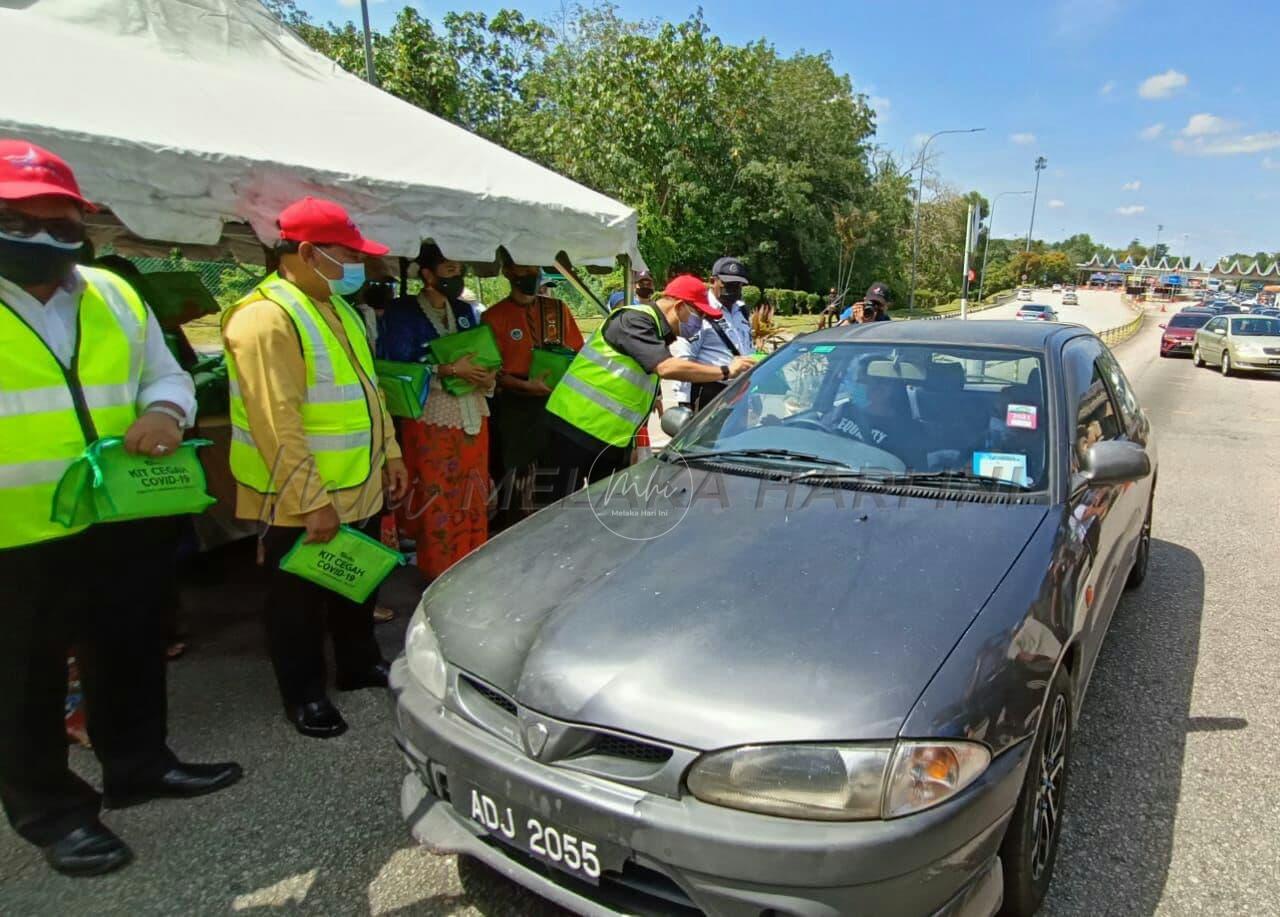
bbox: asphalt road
[971,286,1136,331]
[4,298,1278,916]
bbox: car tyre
[1125,492,1153,590]
[1192,345,1203,367]
[1221,352,1232,376]
[998,664,1072,917]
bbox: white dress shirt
[0,268,197,424]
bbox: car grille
[460,674,518,716]
[586,734,673,764]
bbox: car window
[1168,314,1209,329]
[1204,317,1225,333]
[1232,317,1280,336]
[1096,348,1140,431]
[1062,338,1122,472]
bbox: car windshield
[1232,317,1280,336]
[1169,314,1210,329]
[1021,305,1047,312]
[668,341,1050,490]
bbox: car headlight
[686,740,990,821]
[404,606,447,699]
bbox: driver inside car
[823,360,929,470]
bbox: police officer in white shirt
[673,256,754,410]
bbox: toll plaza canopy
[0,0,644,269]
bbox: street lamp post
[908,127,985,312]
[1025,156,1048,252]
[1154,223,1164,263]
[359,0,377,85]
[978,190,1032,303]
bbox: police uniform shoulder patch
[458,316,471,329]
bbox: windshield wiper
[787,467,1036,491]
[666,447,851,469]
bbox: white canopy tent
[0,0,644,270]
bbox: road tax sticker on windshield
[1006,404,1038,430]
[973,451,1030,486]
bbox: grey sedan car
[391,320,1157,917]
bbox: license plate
[1269,359,1280,366]
[454,781,625,885]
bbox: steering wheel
[781,416,828,432]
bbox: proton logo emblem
[523,721,549,758]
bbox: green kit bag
[51,437,217,528]
[427,325,503,396]
[529,343,576,389]
[279,525,407,602]
[374,359,431,418]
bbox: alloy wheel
[1030,693,1068,881]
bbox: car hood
[423,466,1048,749]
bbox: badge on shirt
[458,316,471,329]
[510,328,524,341]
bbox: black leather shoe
[104,761,244,809]
[42,822,133,877]
[286,698,348,738]
[336,661,391,692]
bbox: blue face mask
[315,247,366,296]
[678,308,703,338]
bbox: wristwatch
[720,364,730,380]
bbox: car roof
[803,318,1082,350]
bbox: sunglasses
[0,209,86,246]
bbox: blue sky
[299,0,1279,264]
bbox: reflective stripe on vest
[221,275,377,494]
[0,267,145,549]
[546,304,660,447]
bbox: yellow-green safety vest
[546,304,661,447]
[221,275,377,494]
[0,266,147,550]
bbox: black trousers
[0,521,175,846]
[690,380,728,411]
[549,429,630,504]
[259,517,384,707]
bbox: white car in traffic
[1015,303,1059,322]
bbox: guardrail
[1098,312,1145,347]
[917,290,1016,321]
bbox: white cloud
[1116,205,1146,216]
[1264,157,1280,171]
[1121,179,1142,191]
[1100,80,1116,96]
[1173,132,1280,156]
[1048,199,1066,208]
[1010,132,1037,145]
[1138,123,1165,141]
[1138,69,1189,99]
[1181,113,1236,137]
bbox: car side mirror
[1158,323,1167,329]
[1214,327,1226,335]
[661,406,694,438]
[1076,441,1151,489]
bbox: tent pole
[553,255,609,316]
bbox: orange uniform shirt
[482,295,585,376]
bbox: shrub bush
[742,284,762,307]
[805,293,822,314]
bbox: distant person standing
[672,256,753,411]
[837,282,894,325]
[819,286,843,328]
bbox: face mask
[510,274,540,296]
[363,281,395,309]
[678,307,703,338]
[435,274,465,299]
[721,284,744,305]
[314,247,366,296]
[0,234,82,287]
[636,285,654,300]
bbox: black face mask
[363,280,395,309]
[435,274,465,299]
[721,284,744,304]
[0,237,81,287]
[636,285,654,300]
[510,274,540,296]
